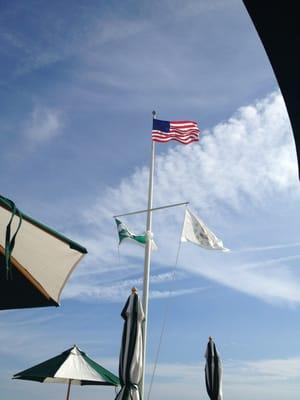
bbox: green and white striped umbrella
[13,345,120,400]
[115,289,144,400]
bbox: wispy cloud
[4,344,300,400]
[238,242,300,252]
[63,271,206,302]
[85,91,298,225]
[244,357,300,381]
[24,105,62,144]
[147,356,300,400]
[67,91,300,306]
[0,312,62,360]
[240,254,300,271]
[0,309,115,363]
[178,247,300,305]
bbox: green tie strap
[1,196,23,279]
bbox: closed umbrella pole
[115,288,145,400]
[66,379,71,400]
[205,337,223,400]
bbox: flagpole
[141,110,156,399]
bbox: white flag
[181,208,229,252]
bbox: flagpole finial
[209,336,213,341]
[131,287,138,294]
[152,110,156,119]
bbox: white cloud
[25,106,62,143]
[85,91,297,224]
[63,271,206,302]
[244,357,300,381]
[238,242,300,253]
[146,357,300,400]
[4,355,300,400]
[182,254,300,304]
[4,332,300,400]
[65,91,300,306]
[0,313,62,360]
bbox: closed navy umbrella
[205,337,223,400]
[115,288,145,400]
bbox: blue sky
[1,1,300,399]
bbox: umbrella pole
[65,379,72,400]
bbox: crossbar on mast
[113,201,189,218]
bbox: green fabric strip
[13,348,71,379]
[82,352,120,386]
[2,197,23,279]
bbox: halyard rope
[146,205,187,400]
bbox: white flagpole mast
[141,110,156,399]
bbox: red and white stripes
[152,120,200,144]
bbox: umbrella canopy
[13,345,119,399]
[205,337,223,400]
[242,1,300,177]
[0,195,87,310]
[115,288,145,400]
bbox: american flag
[152,119,200,144]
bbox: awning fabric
[243,1,300,177]
[0,195,87,310]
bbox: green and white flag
[181,208,229,252]
[115,218,157,250]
